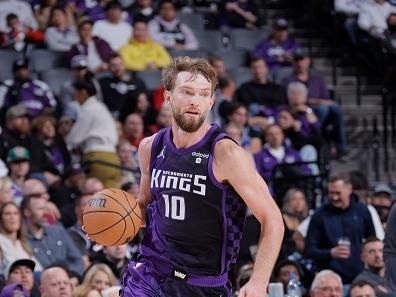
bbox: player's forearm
[250,214,284,285]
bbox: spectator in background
[66,74,120,188]
[6,147,30,206]
[0,14,44,51]
[349,171,385,240]
[0,58,57,117]
[92,1,132,51]
[370,184,394,229]
[23,178,61,224]
[209,75,235,125]
[74,264,117,297]
[254,19,300,70]
[384,203,396,285]
[305,173,376,284]
[226,103,262,153]
[129,0,155,22]
[350,281,376,297]
[353,237,396,297]
[254,124,309,182]
[148,0,199,50]
[358,0,396,38]
[310,270,343,297]
[40,266,72,297]
[6,259,40,297]
[0,177,13,206]
[68,17,115,73]
[0,202,42,272]
[134,92,158,127]
[280,188,309,257]
[92,245,129,280]
[0,0,38,32]
[283,50,348,159]
[117,140,138,186]
[219,0,259,29]
[237,57,287,121]
[147,103,172,134]
[122,113,145,149]
[34,0,72,31]
[272,259,305,295]
[31,115,71,176]
[209,55,229,77]
[45,6,79,52]
[384,13,396,55]
[99,54,147,120]
[68,193,93,269]
[119,19,171,72]
[21,194,84,272]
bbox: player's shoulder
[139,134,157,152]
[213,138,247,162]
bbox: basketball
[83,188,142,246]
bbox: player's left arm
[213,139,284,295]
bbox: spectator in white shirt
[358,0,396,38]
[65,73,121,188]
[92,1,132,51]
[0,0,38,32]
[148,0,198,50]
[335,0,365,16]
[45,6,79,52]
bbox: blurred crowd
[0,0,396,297]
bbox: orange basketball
[83,188,142,246]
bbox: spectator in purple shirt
[0,58,56,118]
[282,50,347,159]
[67,17,115,73]
[254,18,300,70]
[254,124,311,182]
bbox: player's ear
[164,90,171,104]
[209,94,215,110]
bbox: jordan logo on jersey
[157,146,166,159]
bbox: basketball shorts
[120,257,232,297]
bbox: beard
[172,106,207,133]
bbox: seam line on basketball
[87,208,135,236]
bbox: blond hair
[0,177,12,194]
[161,56,218,93]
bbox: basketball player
[121,57,284,297]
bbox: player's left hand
[238,280,267,297]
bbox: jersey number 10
[163,194,185,220]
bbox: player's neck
[171,122,212,149]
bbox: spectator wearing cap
[31,115,71,177]
[219,0,259,29]
[66,74,121,188]
[236,57,287,121]
[0,202,43,274]
[21,193,83,273]
[6,259,40,297]
[353,237,396,297]
[99,54,147,120]
[148,0,198,50]
[92,1,132,51]
[45,6,79,52]
[254,18,300,70]
[6,147,30,206]
[40,266,72,297]
[370,184,394,229]
[119,20,171,72]
[0,106,63,182]
[282,50,348,159]
[0,58,56,117]
[0,283,29,297]
[68,18,115,73]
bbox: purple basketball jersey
[140,124,247,276]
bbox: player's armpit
[137,135,155,226]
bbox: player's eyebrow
[178,85,211,92]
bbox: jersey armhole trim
[149,128,167,172]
